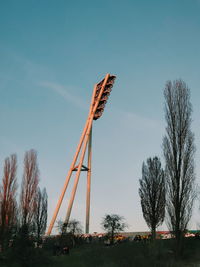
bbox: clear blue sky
[1,0,200,233]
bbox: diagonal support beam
[46,73,115,236]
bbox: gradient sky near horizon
[1,0,200,233]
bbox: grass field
[1,238,200,267]
[50,239,200,267]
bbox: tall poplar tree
[0,154,17,249]
[163,80,195,248]
[139,156,165,240]
[20,149,39,230]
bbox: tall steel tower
[46,73,116,235]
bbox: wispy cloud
[113,109,164,134]
[39,81,88,110]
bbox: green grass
[50,239,200,267]
[2,238,200,267]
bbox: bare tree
[34,187,48,241]
[0,154,17,249]
[139,156,165,240]
[163,80,195,247]
[57,219,82,236]
[20,149,39,229]
[66,219,82,235]
[101,214,127,245]
[57,219,82,247]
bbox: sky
[0,0,200,234]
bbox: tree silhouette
[163,80,196,251]
[101,214,126,245]
[34,187,48,241]
[0,154,17,250]
[139,156,165,240]
[20,149,39,230]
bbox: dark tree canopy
[66,219,83,235]
[57,219,83,247]
[57,219,83,236]
[139,156,165,239]
[163,80,195,244]
[101,214,126,245]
